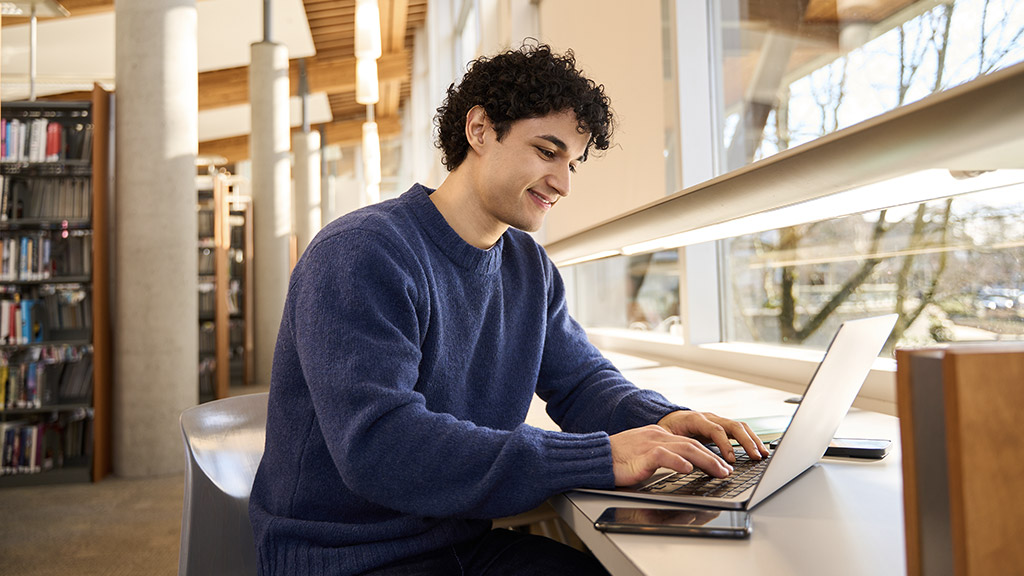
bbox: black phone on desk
[594,506,751,538]
[770,437,891,459]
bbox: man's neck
[430,169,507,250]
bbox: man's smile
[529,189,556,209]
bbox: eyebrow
[538,135,585,163]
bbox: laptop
[577,313,898,510]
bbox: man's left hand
[657,410,770,464]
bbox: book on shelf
[1,408,92,476]
[2,349,92,410]
[0,175,92,222]
[0,116,93,164]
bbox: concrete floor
[0,473,185,576]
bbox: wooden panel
[378,80,401,118]
[943,346,1024,576]
[897,343,1024,576]
[91,84,112,482]
[199,115,402,162]
[213,175,231,400]
[198,51,409,110]
[386,0,410,52]
[805,0,920,22]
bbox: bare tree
[772,3,956,345]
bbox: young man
[249,43,768,575]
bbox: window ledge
[586,328,898,415]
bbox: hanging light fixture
[362,119,382,203]
[355,0,382,203]
[354,0,383,60]
[355,57,379,105]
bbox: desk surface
[537,354,906,576]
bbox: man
[250,43,768,575]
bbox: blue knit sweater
[249,184,683,575]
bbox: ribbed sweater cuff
[635,397,689,427]
[538,430,615,491]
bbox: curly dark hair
[434,42,614,171]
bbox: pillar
[292,130,321,255]
[250,41,291,388]
[113,0,198,476]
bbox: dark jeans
[362,528,611,576]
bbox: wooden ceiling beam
[198,115,401,163]
[386,0,410,52]
[198,50,409,110]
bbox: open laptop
[577,313,899,510]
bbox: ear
[464,106,489,155]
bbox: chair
[179,392,269,576]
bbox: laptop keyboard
[638,452,771,498]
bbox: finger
[698,420,737,464]
[646,446,694,477]
[719,420,765,460]
[741,421,771,457]
[671,439,733,478]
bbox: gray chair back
[179,392,268,576]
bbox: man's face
[474,109,590,233]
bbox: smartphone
[770,437,891,459]
[594,506,751,538]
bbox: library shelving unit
[196,168,252,401]
[196,170,229,403]
[0,86,112,486]
[227,189,253,389]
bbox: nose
[549,162,572,198]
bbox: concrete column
[292,130,321,254]
[114,0,198,476]
[320,128,335,228]
[250,41,291,388]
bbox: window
[718,0,1024,173]
[557,1,1024,404]
[723,177,1024,355]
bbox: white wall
[407,0,667,244]
[537,0,667,244]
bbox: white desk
[540,359,906,576]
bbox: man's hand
[608,425,733,486]
[657,410,770,465]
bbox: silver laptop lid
[747,313,897,508]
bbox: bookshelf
[0,86,112,485]
[196,169,252,401]
[196,170,229,403]
[227,194,253,389]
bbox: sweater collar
[407,184,504,275]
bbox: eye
[536,147,556,159]
[569,163,578,174]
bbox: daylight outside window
[565,0,1024,359]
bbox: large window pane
[571,250,683,338]
[723,180,1024,356]
[718,0,1024,173]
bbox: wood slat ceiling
[9,0,427,162]
[12,0,920,162]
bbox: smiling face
[470,108,591,234]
